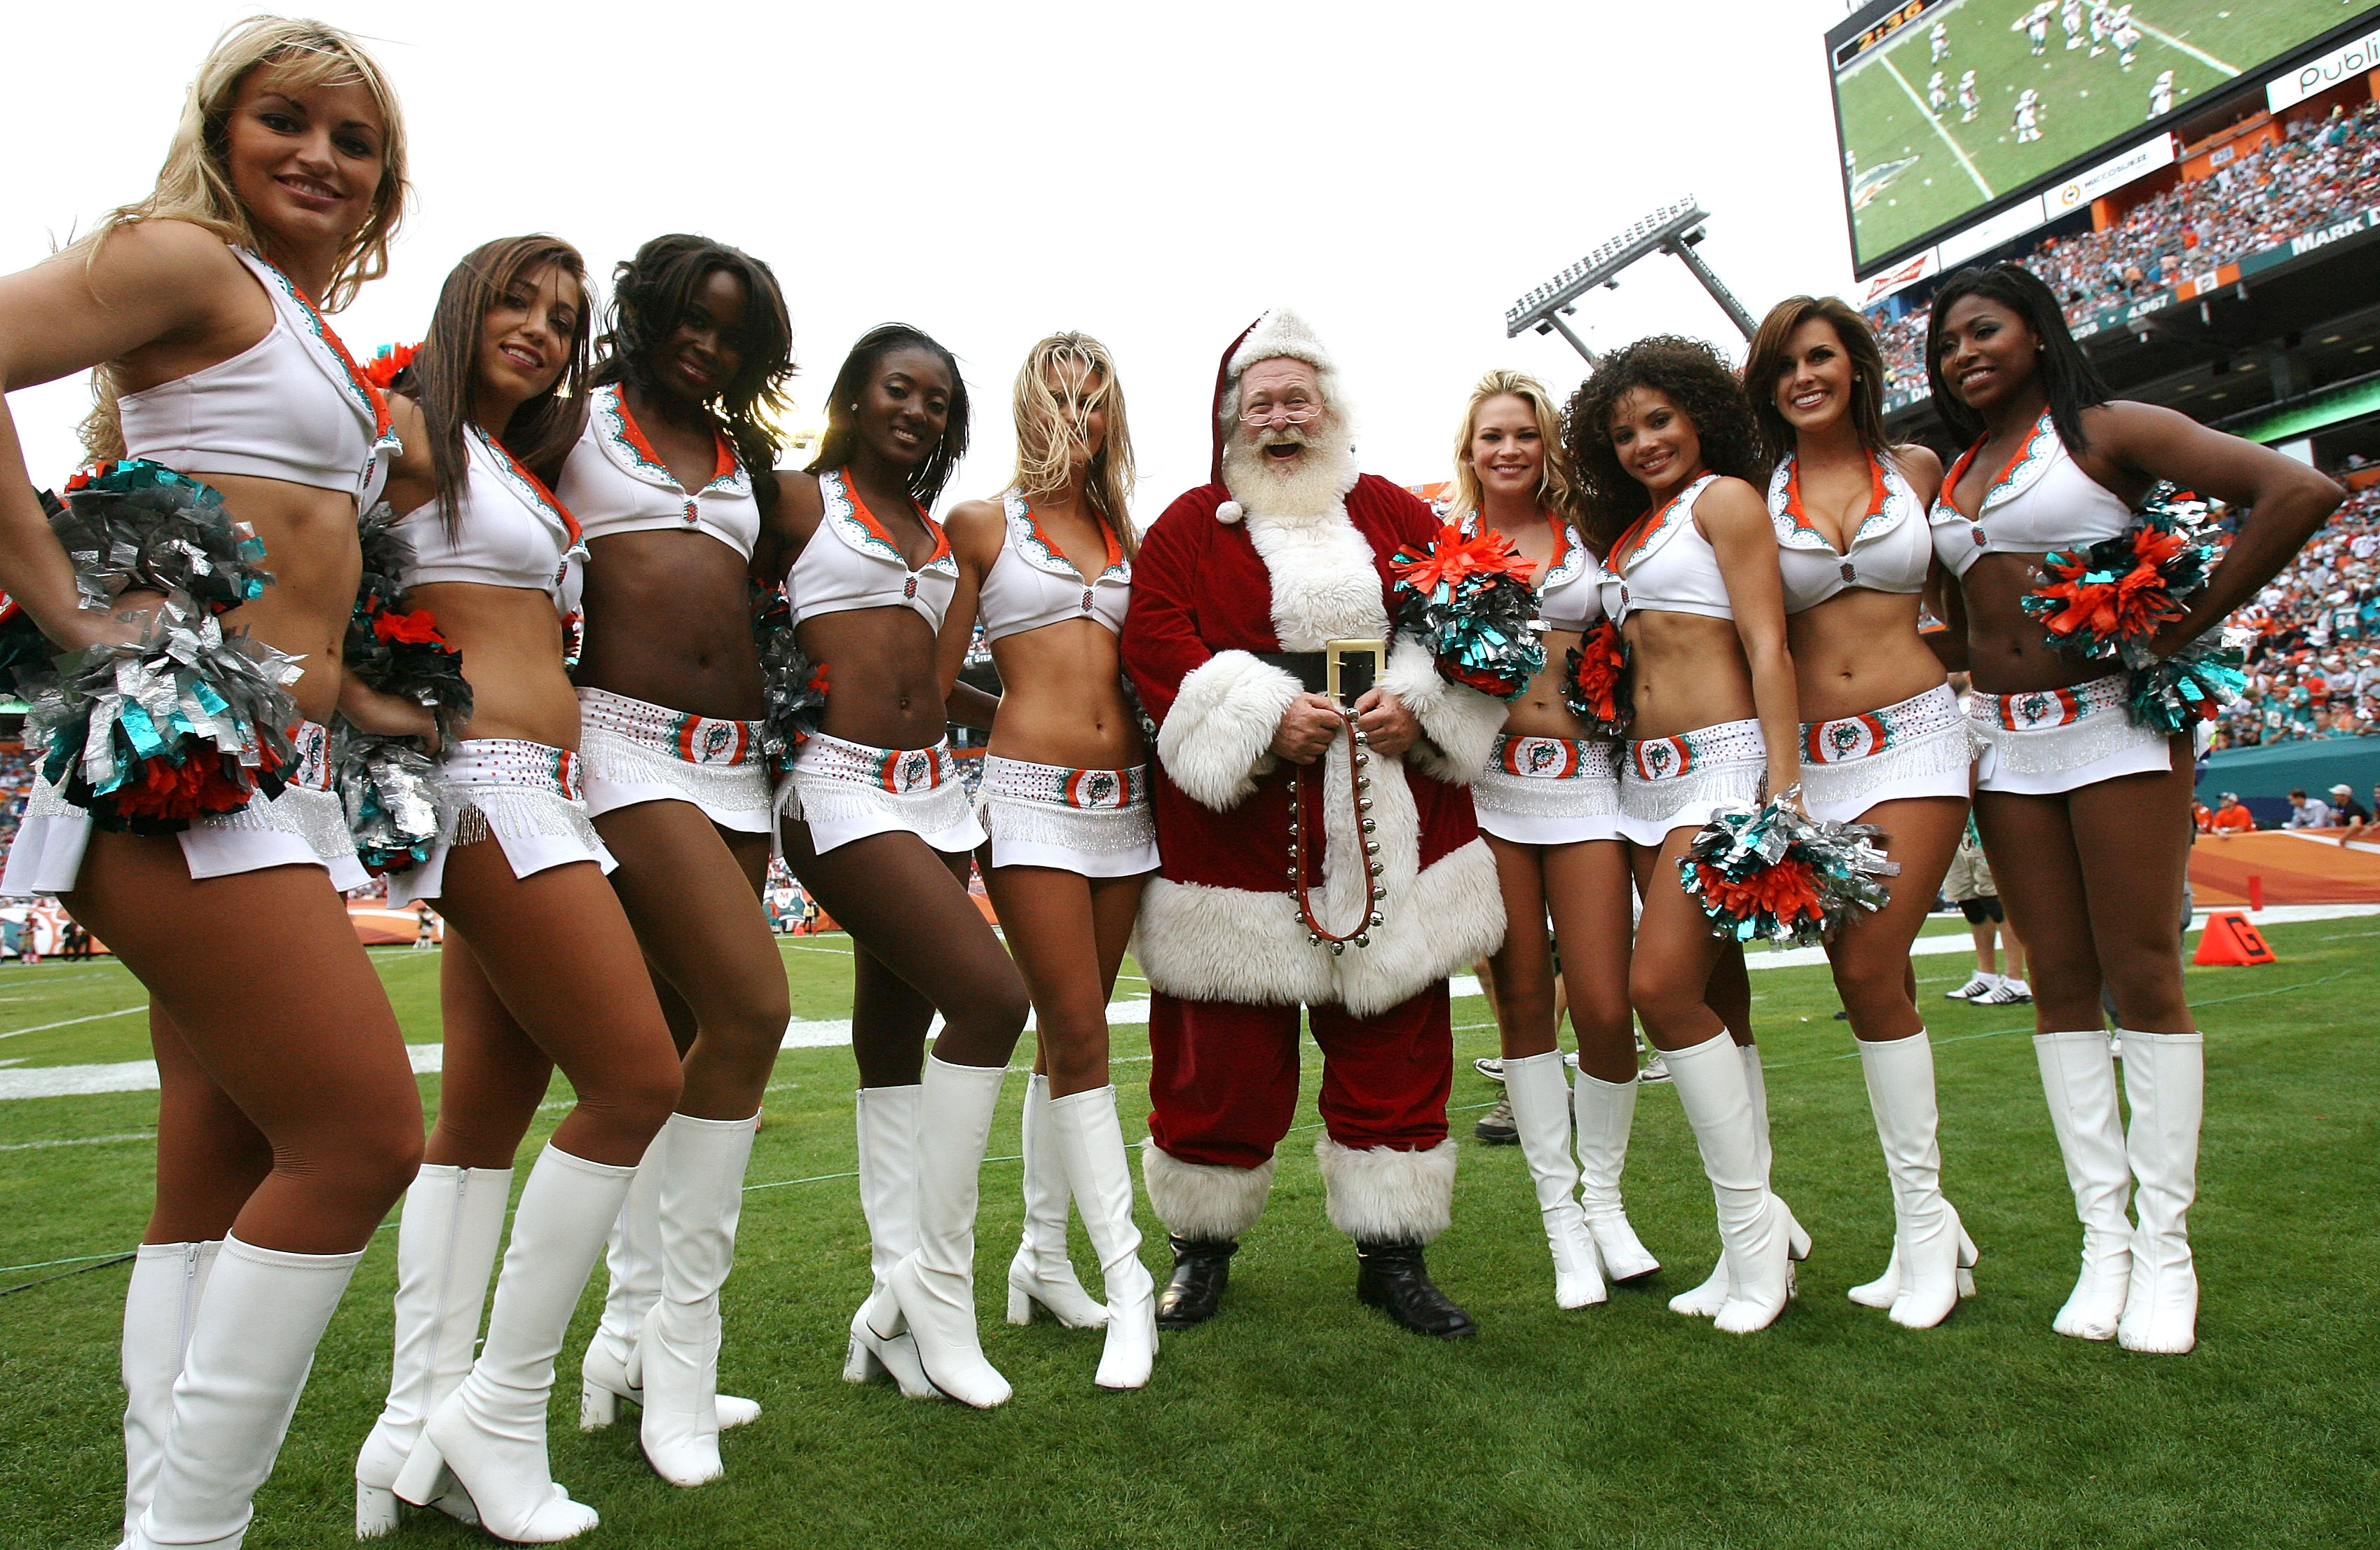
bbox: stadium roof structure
[1503,198,1757,362]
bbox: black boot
[1355,1240,1477,1339]
[1156,1236,1237,1329]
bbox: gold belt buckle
[1324,638,1385,708]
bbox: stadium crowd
[2212,481,2380,750]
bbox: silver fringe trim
[1974,708,2166,776]
[1617,759,1765,824]
[781,767,978,837]
[578,725,774,814]
[190,784,359,863]
[979,793,1156,852]
[24,776,79,821]
[1798,719,1980,809]
[446,782,606,853]
[1473,766,1621,819]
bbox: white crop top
[977,491,1130,643]
[1929,411,2131,579]
[1769,451,1929,614]
[1458,509,1605,632]
[394,425,584,617]
[558,383,760,559]
[786,468,958,631]
[1598,473,1732,624]
[119,247,399,508]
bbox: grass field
[4,920,2376,1548]
[1838,0,2350,268]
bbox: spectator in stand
[2328,783,2369,827]
[2284,788,2333,828]
[2336,782,2380,845]
[2209,792,2257,832]
[2191,796,2213,832]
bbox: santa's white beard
[1222,422,1358,519]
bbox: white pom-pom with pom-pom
[1217,501,1244,525]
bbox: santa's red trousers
[1145,983,1453,1168]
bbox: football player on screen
[1929,70,1949,114]
[1959,70,1981,123]
[2149,69,2175,119]
[1931,20,1950,63]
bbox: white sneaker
[1974,979,2030,1006]
[1945,973,1997,1001]
[1638,1054,1672,1084]
[1474,1057,1506,1084]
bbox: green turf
[1838,0,2345,268]
[3,922,2375,1547]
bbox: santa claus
[1122,309,1508,1338]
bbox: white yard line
[2135,16,2238,76]
[0,1006,146,1041]
[1880,48,1994,200]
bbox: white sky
[0,0,1866,512]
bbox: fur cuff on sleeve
[1378,636,1505,786]
[1156,650,1302,811]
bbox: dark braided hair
[805,324,972,509]
[591,234,795,512]
[1925,262,2109,454]
[1561,334,1763,552]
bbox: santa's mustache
[1243,424,1313,455]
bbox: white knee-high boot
[844,1085,933,1398]
[355,1165,511,1536]
[1855,1032,1978,1329]
[1662,1033,1791,1334]
[1046,1084,1158,1388]
[1007,1073,1107,1329]
[2034,1029,2134,1340]
[129,1237,362,1550]
[1572,1072,1660,1282]
[639,1112,760,1486]
[396,1145,636,1543]
[120,1240,219,1547]
[2118,1029,2203,1354]
[1503,1052,1606,1308]
[870,1056,1011,1408]
[1669,1042,1807,1317]
[580,1130,760,1434]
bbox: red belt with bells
[1284,638,1388,953]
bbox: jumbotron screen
[1831,0,2379,274]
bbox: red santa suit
[1123,311,1507,1250]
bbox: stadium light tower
[1504,198,1760,362]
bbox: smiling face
[474,261,580,423]
[220,67,388,259]
[1466,393,1546,508]
[652,268,750,406]
[858,345,953,473]
[1236,357,1329,468]
[1936,294,2042,416]
[1607,386,1703,497]
[1773,316,1856,439]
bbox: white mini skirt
[1968,675,2176,796]
[386,739,615,906]
[1473,734,1622,846]
[1797,683,1977,824]
[1616,718,1767,846]
[577,687,774,834]
[778,733,985,857]
[978,756,1158,877]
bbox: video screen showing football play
[1831,0,2376,272]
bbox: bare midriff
[1500,624,1588,741]
[797,606,948,750]
[1958,549,2112,697]
[1787,588,1948,723]
[985,617,1143,770]
[177,472,362,727]
[405,582,578,748]
[575,529,763,720]
[1621,610,1756,739]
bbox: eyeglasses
[1240,402,1322,427]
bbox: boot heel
[390,1434,445,1507]
[1006,1282,1034,1326]
[357,1481,399,1538]
[579,1380,617,1430]
[842,1333,880,1384]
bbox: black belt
[1254,649,1375,702]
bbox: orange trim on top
[609,387,736,494]
[837,467,951,570]
[1783,451,1887,554]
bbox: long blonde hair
[78,15,409,460]
[1447,369,1577,528]
[1009,333,1137,559]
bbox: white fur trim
[1229,307,1334,379]
[1217,500,1244,525]
[1376,636,1506,786]
[1316,1135,1458,1244]
[1142,1143,1276,1240]
[1136,835,1504,1017]
[1242,507,1386,650]
[1157,652,1301,811]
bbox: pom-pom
[53,460,273,616]
[753,582,828,760]
[333,725,450,875]
[2127,625,2250,735]
[343,504,473,744]
[362,342,418,392]
[1677,791,1899,947]
[1390,522,1547,702]
[2022,483,2216,664]
[26,610,301,835]
[1216,500,1244,525]
[1562,619,1630,739]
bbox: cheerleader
[1449,371,1661,1309]
[775,325,1032,1408]
[560,235,794,1482]
[0,20,424,1544]
[1924,263,2339,1353]
[345,237,681,1543]
[1745,296,1975,1329]
[1562,337,1807,1334]
[938,334,1158,1387]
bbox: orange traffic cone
[2194,912,2276,967]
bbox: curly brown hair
[1561,334,1763,552]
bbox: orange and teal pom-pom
[1678,793,1898,947]
[1391,523,1546,702]
[1562,619,1629,739]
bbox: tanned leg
[983,864,1148,1097]
[1484,834,1560,1062]
[1627,834,1737,1052]
[146,1003,273,1244]
[2066,757,2197,1034]
[1976,790,2107,1034]
[1825,797,1969,1042]
[1544,839,1636,1085]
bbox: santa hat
[1208,308,1340,519]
